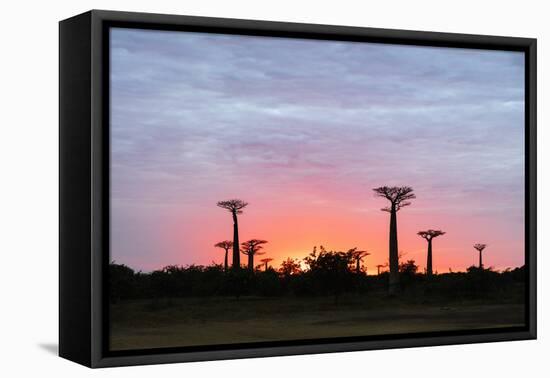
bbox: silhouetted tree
[217,199,248,270]
[109,262,135,303]
[304,246,355,304]
[376,264,385,275]
[399,259,419,286]
[399,259,418,275]
[108,258,526,304]
[373,186,415,294]
[256,268,283,296]
[417,229,446,277]
[214,240,233,272]
[351,249,370,274]
[225,268,252,299]
[260,257,274,271]
[279,257,302,277]
[241,239,268,271]
[474,243,487,269]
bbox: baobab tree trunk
[479,250,483,269]
[248,253,254,271]
[264,262,268,271]
[388,205,399,295]
[224,249,229,272]
[426,239,433,276]
[232,211,240,269]
[356,259,360,274]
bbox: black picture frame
[59,9,537,368]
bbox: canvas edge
[59,10,94,367]
[526,38,536,341]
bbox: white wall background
[0,0,546,376]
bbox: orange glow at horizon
[150,190,525,274]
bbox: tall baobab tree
[217,199,248,269]
[214,240,233,272]
[352,250,370,274]
[474,243,487,269]
[241,239,268,271]
[417,229,446,277]
[376,264,385,275]
[259,257,273,271]
[373,186,415,295]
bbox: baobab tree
[241,239,268,271]
[474,243,487,269]
[417,229,446,277]
[217,199,248,269]
[214,240,233,272]
[373,186,415,295]
[352,250,370,274]
[376,264,386,275]
[259,257,273,271]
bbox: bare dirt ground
[110,296,525,350]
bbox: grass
[109,293,525,351]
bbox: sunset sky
[109,27,525,274]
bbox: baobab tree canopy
[352,250,370,259]
[351,250,370,265]
[216,199,248,214]
[352,249,370,273]
[214,240,233,250]
[373,186,416,212]
[474,243,487,252]
[260,257,274,271]
[241,239,268,255]
[418,230,446,240]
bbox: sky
[109,27,525,274]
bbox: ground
[109,294,525,351]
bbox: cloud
[109,27,525,271]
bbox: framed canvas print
[59,10,537,368]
